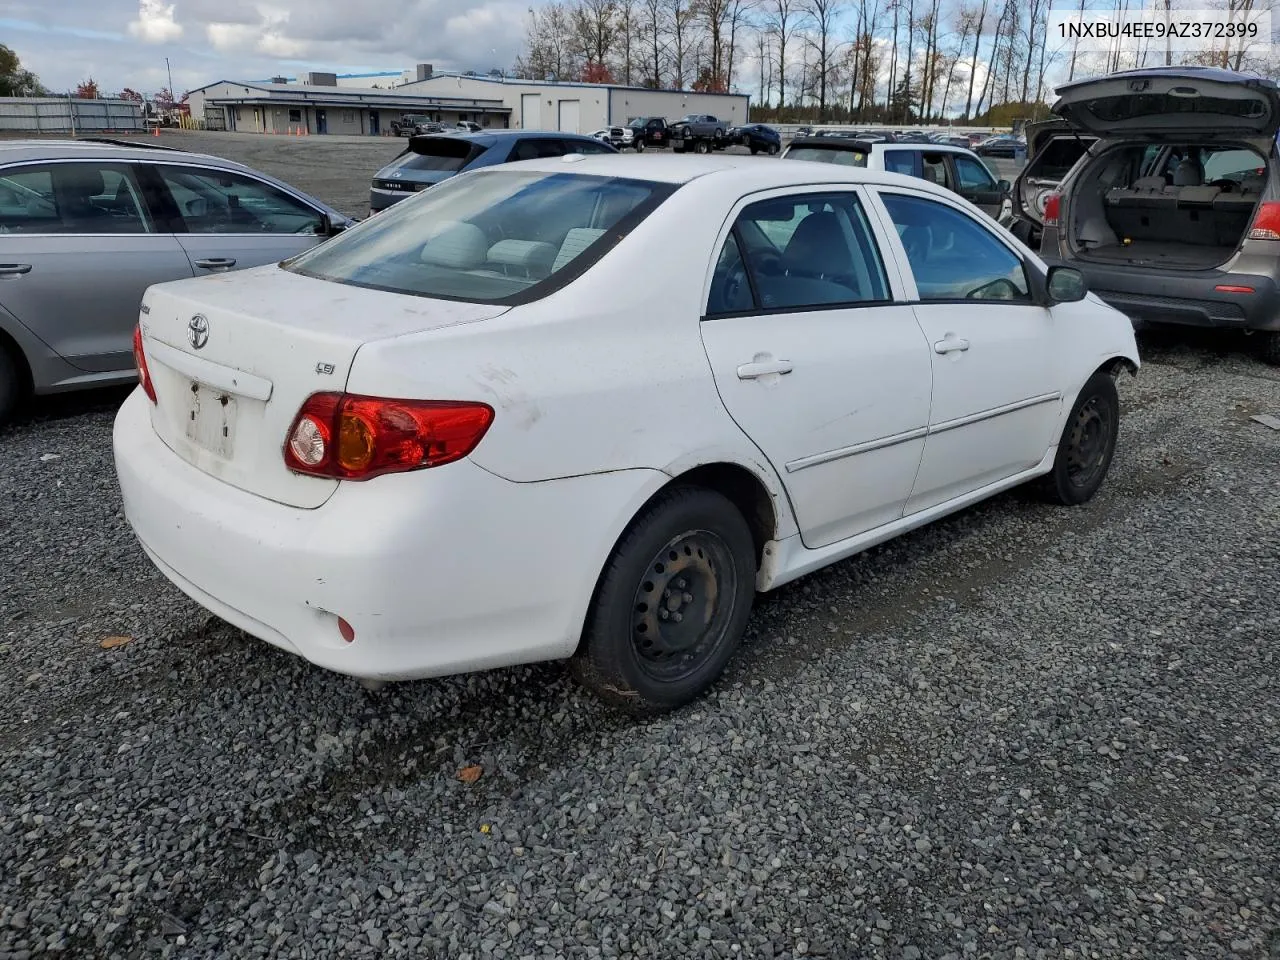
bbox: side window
[707,192,889,315]
[511,139,565,161]
[156,165,323,235]
[954,155,997,190]
[883,150,916,177]
[565,139,613,155]
[0,163,150,235]
[880,193,1030,302]
[920,152,952,189]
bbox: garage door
[521,93,540,130]
[557,100,580,134]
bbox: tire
[750,145,759,155]
[695,139,711,154]
[571,486,757,713]
[1037,371,1120,506]
[0,342,22,428]
[1260,331,1280,366]
[714,128,724,141]
[635,140,645,152]
[767,143,779,156]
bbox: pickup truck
[390,114,438,137]
[668,115,728,153]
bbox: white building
[399,72,751,134]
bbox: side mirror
[1046,265,1087,303]
[998,179,1012,194]
[321,215,349,238]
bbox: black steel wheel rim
[630,530,738,683]
[1066,394,1112,488]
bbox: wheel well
[1100,356,1138,379]
[0,325,32,396]
[668,463,777,564]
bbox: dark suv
[626,117,669,150]
[369,131,617,212]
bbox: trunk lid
[138,265,508,508]
[1053,67,1280,139]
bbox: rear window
[390,138,487,173]
[1031,137,1096,180]
[286,170,674,304]
[785,146,868,167]
[1084,94,1268,124]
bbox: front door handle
[934,336,970,355]
[193,257,237,271]
[0,264,32,277]
[737,358,794,379]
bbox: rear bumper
[1055,260,1280,331]
[113,388,664,681]
[368,187,414,212]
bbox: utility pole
[165,56,174,100]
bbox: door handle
[0,264,32,277]
[193,257,237,270]
[737,358,794,379]
[933,336,970,355]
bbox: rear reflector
[132,325,156,404]
[1247,201,1280,241]
[337,617,355,643]
[284,393,494,480]
[1042,193,1061,228]
[1215,284,1255,294]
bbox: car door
[699,189,934,549]
[869,188,1059,514]
[949,152,1005,218]
[149,163,330,276]
[0,160,193,373]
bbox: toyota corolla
[115,154,1139,712]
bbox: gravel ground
[1,135,1279,960]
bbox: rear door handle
[934,337,970,355]
[737,358,794,379]
[193,257,237,270]
[0,264,32,277]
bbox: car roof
[0,137,250,170]
[424,129,606,145]
[481,152,979,199]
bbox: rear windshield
[390,139,487,173]
[785,146,868,167]
[286,170,674,304]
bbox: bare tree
[764,0,798,108]
[693,0,730,88]
[801,0,843,119]
[574,0,621,77]
[641,0,666,85]
[916,0,941,119]
[517,2,579,81]
[618,0,639,83]
[724,0,757,91]
[667,0,696,89]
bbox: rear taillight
[1042,192,1061,228]
[283,393,494,480]
[1248,201,1280,241]
[132,325,156,404]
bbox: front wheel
[1037,371,1120,505]
[634,140,645,152]
[767,143,779,156]
[694,140,711,154]
[572,487,757,713]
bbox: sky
[4,0,532,96]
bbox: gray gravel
[2,137,1280,959]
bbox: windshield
[286,170,674,304]
[785,146,868,167]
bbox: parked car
[1039,66,1280,364]
[781,136,1011,220]
[793,125,814,138]
[1001,119,1097,249]
[117,154,1137,713]
[590,126,635,148]
[626,117,670,150]
[369,130,617,212]
[729,124,782,155]
[0,138,353,425]
[976,136,1027,161]
[390,114,437,137]
[455,121,484,133]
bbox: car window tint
[0,163,151,235]
[724,193,888,312]
[881,193,1029,302]
[286,170,671,304]
[954,155,996,190]
[565,139,613,155]
[1203,147,1265,182]
[707,232,754,315]
[785,146,868,166]
[920,153,951,189]
[511,139,566,161]
[882,150,916,176]
[157,166,323,235]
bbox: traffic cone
[153,126,159,137]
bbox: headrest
[59,167,105,199]
[487,239,556,274]
[418,221,488,269]
[1172,160,1203,187]
[553,228,606,272]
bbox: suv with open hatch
[1040,67,1280,364]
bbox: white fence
[0,97,145,134]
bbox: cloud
[128,0,183,43]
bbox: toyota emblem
[188,314,210,350]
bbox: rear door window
[920,152,953,189]
[155,165,324,235]
[953,155,997,190]
[0,162,151,234]
[882,150,917,177]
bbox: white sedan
[114,154,1139,712]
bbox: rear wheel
[1260,331,1280,366]
[572,487,757,713]
[767,143,779,156]
[695,139,711,154]
[750,145,759,155]
[1038,371,1120,506]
